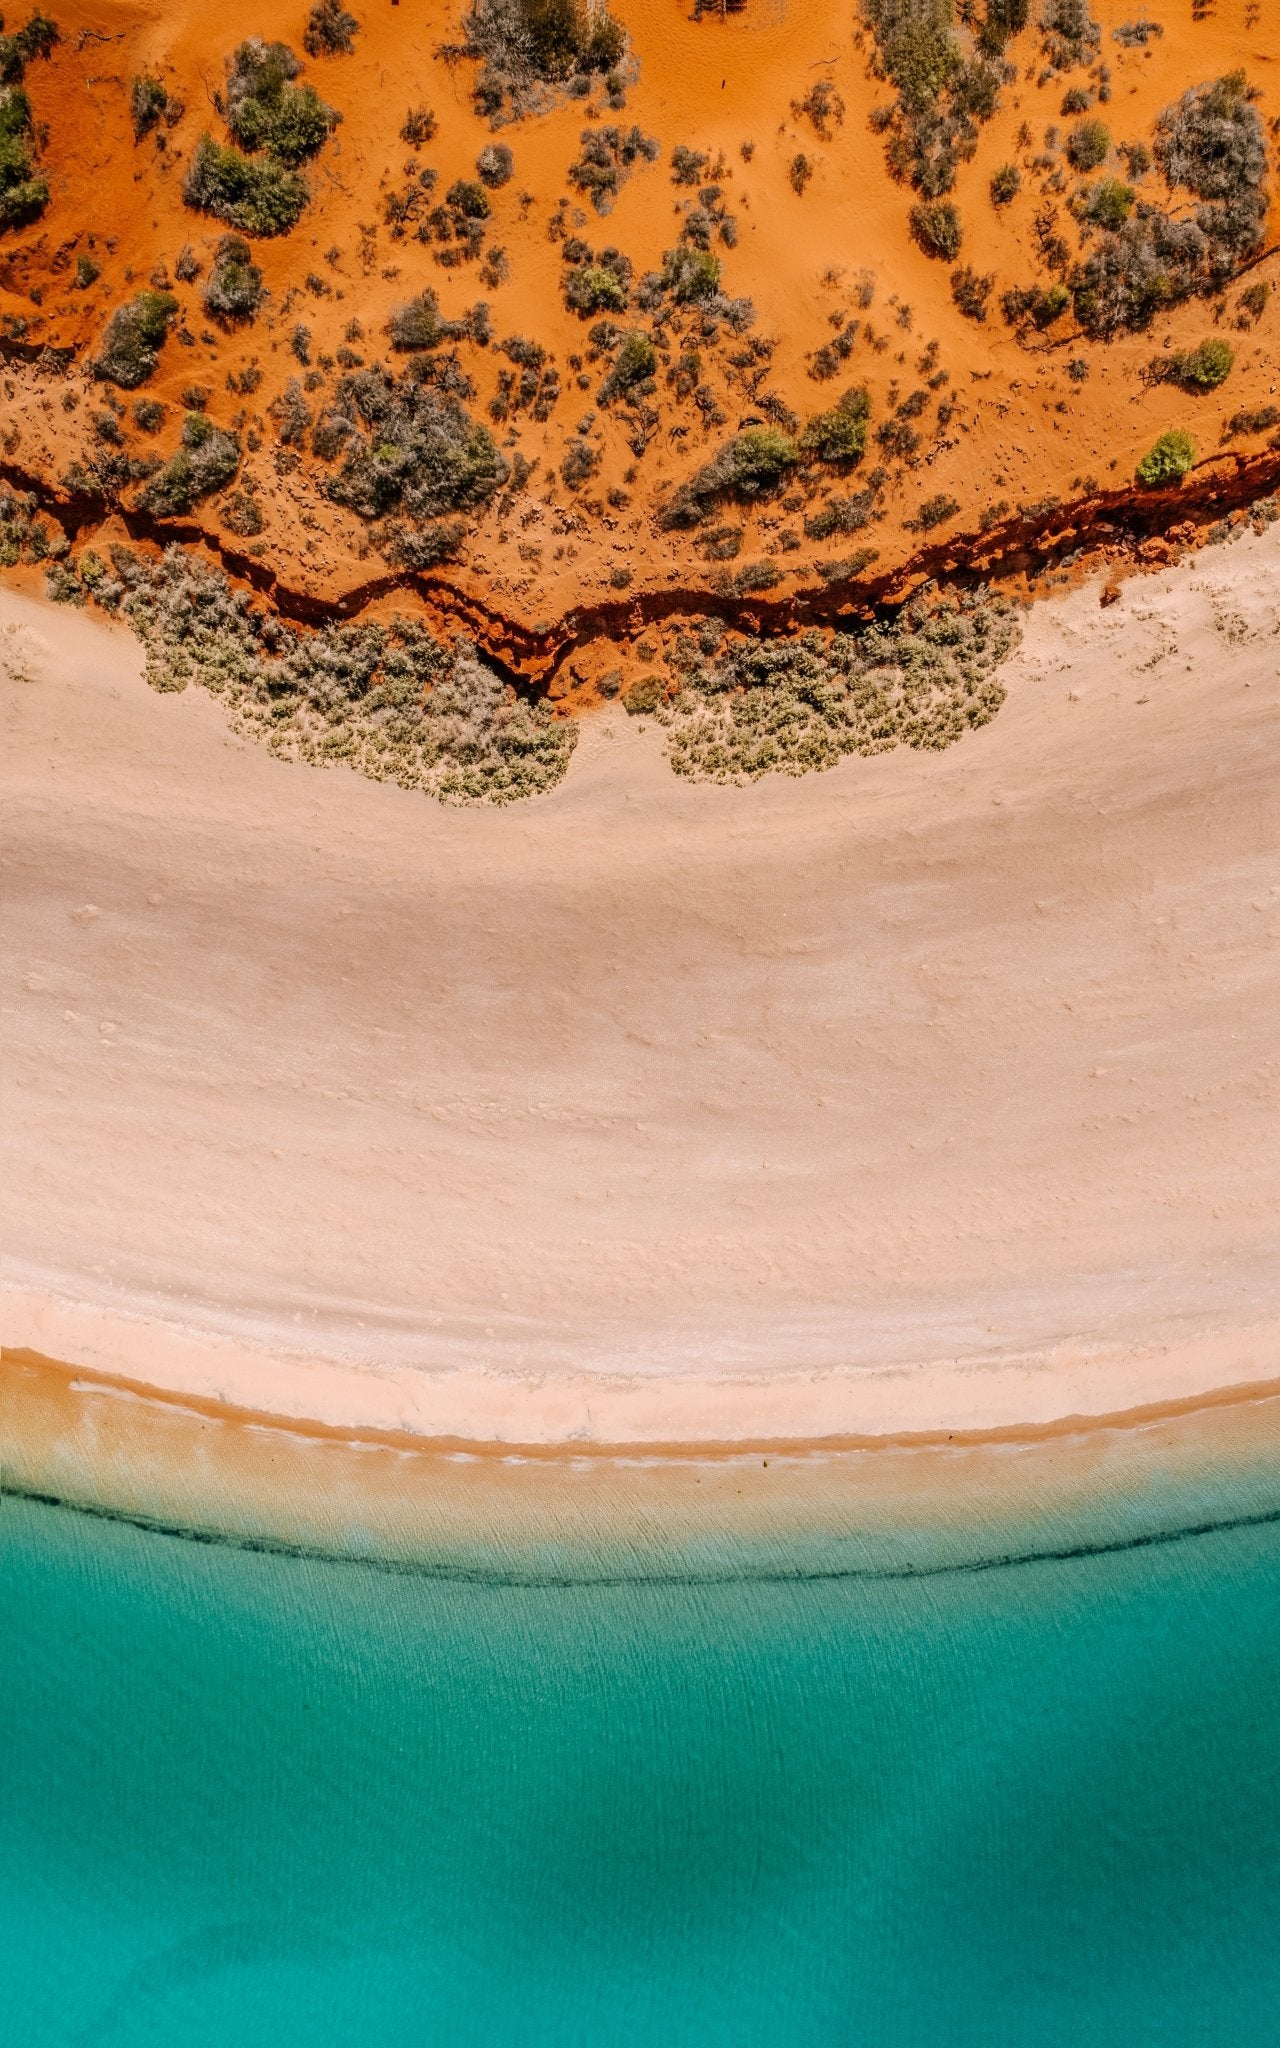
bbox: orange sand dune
[2,0,1277,634]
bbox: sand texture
[2,528,1279,1441]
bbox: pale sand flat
[3,532,1278,1442]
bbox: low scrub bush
[304,1,359,57]
[1154,337,1233,390]
[203,235,266,321]
[0,19,57,228]
[568,124,659,213]
[225,40,339,164]
[1224,404,1280,438]
[455,0,627,124]
[799,387,869,465]
[86,549,574,805]
[94,290,178,387]
[562,240,633,315]
[989,162,1020,207]
[862,0,1011,198]
[1066,118,1109,171]
[183,134,310,236]
[951,265,993,320]
[909,199,961,259]
[1136,428,1195,486]
[642,591,1019,784]
[311,362,508,526]
[129,72,172,140]
[597,329,656,403]
[140,411,241,516]
[476,141,513,187]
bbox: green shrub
[1083,175,1134,229]
[460,0,627,122]
[141,412,241,516]
[909,492,960,530]
[0,78,48,227]
[909,199,962,260]
[303,1,359,57]
[203,235,266,321]
[800,386,869,464]
[387,288,452,350]
[989,162,1020,207]
[476,141,514,188]
[225,40,339,164]
[130,72,170,140]
[660,244,721,300]
[1066,118,1109,170]
[1163,337,1234,390]
[1136,429,1195,486]
[94,291,179,387]
[73,252,100,288]
[598,329,656,402]
[623,673,664,715]
[183,134,310,236]
[401,105,436,147]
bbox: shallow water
[3,1477,1279,2047]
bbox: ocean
[3,1452,1279,2046]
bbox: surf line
[8,1483,1280,1590]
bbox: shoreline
[4,1294,1280,1452]
[7,1348,1280,1580]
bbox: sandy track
[2,534,1278,1441]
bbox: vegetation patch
[184,41,339,235]
[1151,337,1233,392]
[307,360,508,544]
[568,123,659,213]
[861,0,1017,200]
[140,412,241,517]
[0,12,57,229]
[303,1,359,58]
[1136,428,1195,486]
[645,593,1019,784]
[47,548,574,806]
[1071,74,1269,336]
[203,235,266,322]
[94,291,179,388]
[449,0,628,125]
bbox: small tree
[1136,429,1195,486]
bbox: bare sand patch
[3,529,1278,1442]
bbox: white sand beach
[3,531,1278,1444]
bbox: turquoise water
[3,1488,1279,2046]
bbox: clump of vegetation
[76,548,574,805]
[453,0,627,125]
[407,177,492,265]
[1040,0,1100,75]
[1136,428,1195,486]
[1223,403,1280,438]
[224,39,339,163]
[909,198,962,259]
[659,425,798,527]
[1079,175,1133,230]
[568,124,659,212]
[908,492,961,530]
[184,41,339,235]
[94,290,178,387]
[401,105,437,147]
[1072,75,1269,338]
[0,12,57,228]
[0,479,57,565]
[789,153,813,196]
[183,134,311,237]
[386,287,465,351]
[799,386,869,464]
[1152,337,1234,390]
[490,332,559,421]
[597,328,656,404]
[129,72,176,141]
[140,411,241,516]
[1066,117,1109,171]
[644,592,1019,784]
[308,360,508,546]
[862,0,1014,199]
[951,264,993,319]
[303,1,358,57]
[793,78,845,140]
[989,162,1020,206]
[562,238,633,315]
[476,140,513,187]
[1112,18,1162,47]
[203,235,266,322]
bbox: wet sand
[2,528,1278,1444]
